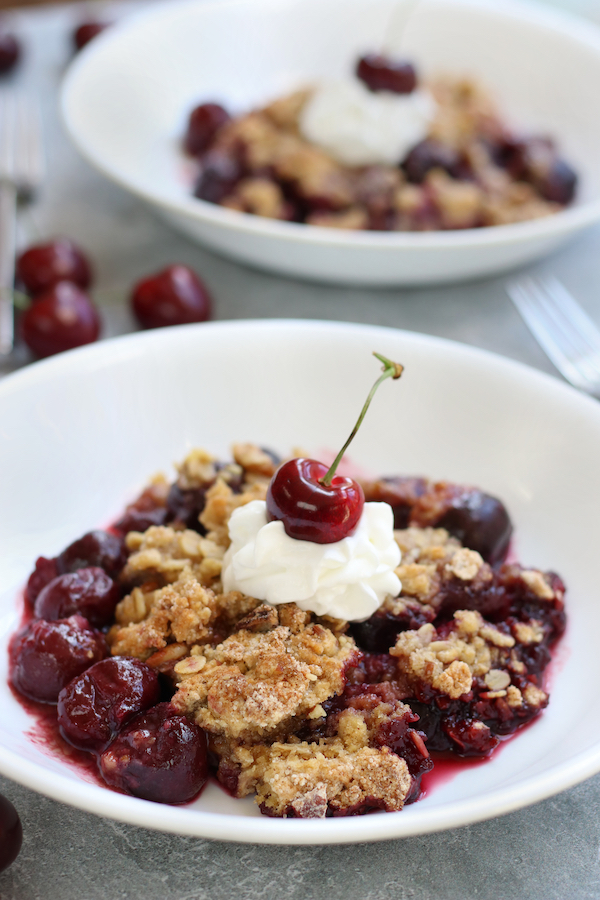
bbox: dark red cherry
[25,555,59,607]
[0,32,20,75]
[267,458,365,543]
[183,103,230,156]
[266,353,404,544]
[58,657,161,753]
[0,795,22,873]
[99,703,209,803]
[356,54,417,94]
[194,149,242,204]
[72,21,109,52]
[402,139,460,183]
[20,281,100,358]
[130,264,212,329]
[34,567,121,628]
[57,530,126,579]
[10,615,107,703]
[17,239,92,295]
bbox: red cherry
[17,239,93,295]
[267,458,364,543]
[183,103,230,156]
[356,55,417,94]
[20,281,100,358]
[73,21,109,52]
[266,353,404,544]
[0,32,20,75]
[130,264,212,329]
[0,794,22,873]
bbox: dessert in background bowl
[185,54,576,232]
[1,319,600,843]
[61,0,600,284]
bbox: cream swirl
[221,500,401,621]
[299,78,435,167]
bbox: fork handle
[0,179,17,355]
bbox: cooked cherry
[0,795,22,873]
[436,490,512,566]
[0,32,20,75]
[194,149,242,204]
[10,615,107,703]
[17,239,92,295]
[183,103,230,156]
[402,139,460,183]
[165,483,208,532]
[266,353,403,543]
[25,555,59,607]
[20,281,100,358]
[99,703,209,803]
[72,21,109,52]
[130,264,212,330]
[57,530,126,579]
[356,54,416,94]
[34,567,120,628]
[58,657,160,753]
[534,157,577,205]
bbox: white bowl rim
[60,0,600,253]
[2,318,600,845]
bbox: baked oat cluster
[15,443,566,817]
[183,56,577,232]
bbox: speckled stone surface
[2,2,600,897]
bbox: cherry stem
[321,352,404,486]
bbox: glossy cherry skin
[17,239,92,295]
[131,264,212,329]
[73,21,109,52]
[58,657,161,753]
[10,615,107,703]
[20,281,100,358]
[356,55,416,94]
[0,32,20,75]
[183,103,230,156]
[99,703,209,803]
[25,555,59,607]
[0,795,22,873]
[266,458,365,543]
[34,567,121,628]
[56,530,126,579]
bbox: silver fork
[0,91,44,355]
[507,275,600,399]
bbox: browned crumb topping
[171,621,358,742]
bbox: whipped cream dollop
[299,78,436,167]
[221,500,401,621]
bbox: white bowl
[1,319,600,844]
[60,0,600,285]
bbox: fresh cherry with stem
[266,353,403,543]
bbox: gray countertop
[2,2,600,898]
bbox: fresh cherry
[72,21,109,52]
[58,657,161,753]
[266,353,404,543]
[20,281,100,358]
[17,239,92,295]
[356,54,417,94]
[130,264,212,329]
[10,615,107,703]
[183,103,230,156]
[99,703,209,803]
[34,567,121,628]
[57,530,126,579]
[0,32,20,75]
[0,794,22,873]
